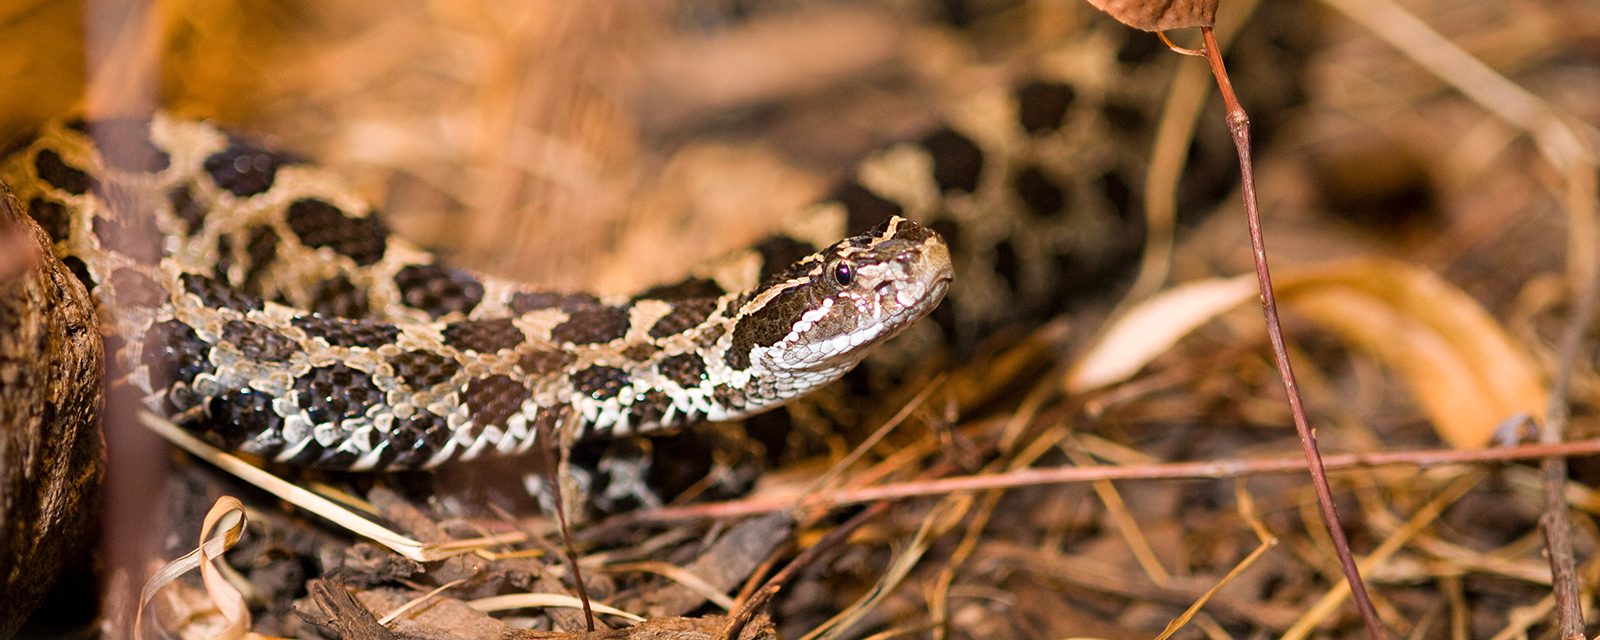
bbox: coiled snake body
[1,5,1301,476]
[3,116,951,470]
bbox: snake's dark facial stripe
[726,217,950,410]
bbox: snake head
[726,217,953,386]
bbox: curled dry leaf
[1082,0,1218,31]
[136,496,251,640]
[1067,258,1548,448]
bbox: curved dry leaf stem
[1196,26,1388,639]
[135,496,249,640]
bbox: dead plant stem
[1197,27,1387,639]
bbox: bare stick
[615,437,1600,522]
[1196,27,1386,639]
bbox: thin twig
[616,437,1600,523]
[1198,27,1387,639]
[541,409,596,631]
[1536,228,1599,639]
[720,501,892,640]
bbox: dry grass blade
[138,412,524,562]
[605,561,740,611]
[1282,472,1483,639]
[799,497,968,640]
[374,578,465,626]
[1153,481,1278,639]
[467,594,644,623]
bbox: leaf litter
[2,0,1597,637]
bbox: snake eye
[832,261,854,286]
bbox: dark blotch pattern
[1102,100,1151,137]
[572,365,630,400]
[214,235,235,281]
[442,318,524,353]
[629,389,673,429]
[34,149,94,195]
[658,353,707,388]
[622,343,659,361]
[308,275,370,318]
[203,136,300,197]
[726,285,807,369]
[712,384,742,411]
[635,277,725,301]
[463,374,531,429]
[26,197,70,241]
[753,235,817,283]
[920,127,984,194]
[890,220,935,245]
[992,239,1022,294]
[308,447,360,470]
[829,180,904,235]
[551,305,631,345]
[395,263,485,318]
[284,198,389,266]
[1096,170,1136,220]
[292,315,401,348]
[648,298,717,339]
[1016,81,1077,134]
[389,350,460,390]
[384,411,451,468]
[240,225,278,292]
[182,273,264,311]
[0,130,33,162]
[1115,29,1164,64]
[294,363,380,425]
[927,218,962,256]
[518,350,575,376]
[142,319,214,410]
[222,320,298,362]
[1013,165,1067,218]
[108,269,165,309]
[167,185,206,233]
[509,291,600,314]
[205,388,281,450]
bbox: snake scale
[0,3,1304,479]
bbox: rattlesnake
[0,3,1304,483]
[1,114,951,471]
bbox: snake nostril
[875,282,894,296]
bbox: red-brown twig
[1196,27,1387,639]
[611,437,1600,523]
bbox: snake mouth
[876,224,953,333]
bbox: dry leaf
[1067,276,1258,392]
[1277,259,1547,448]
[137,496,251,640]
[1067,258,1547,448]
[1082,0,1218,31]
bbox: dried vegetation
[3,0,1599,637]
